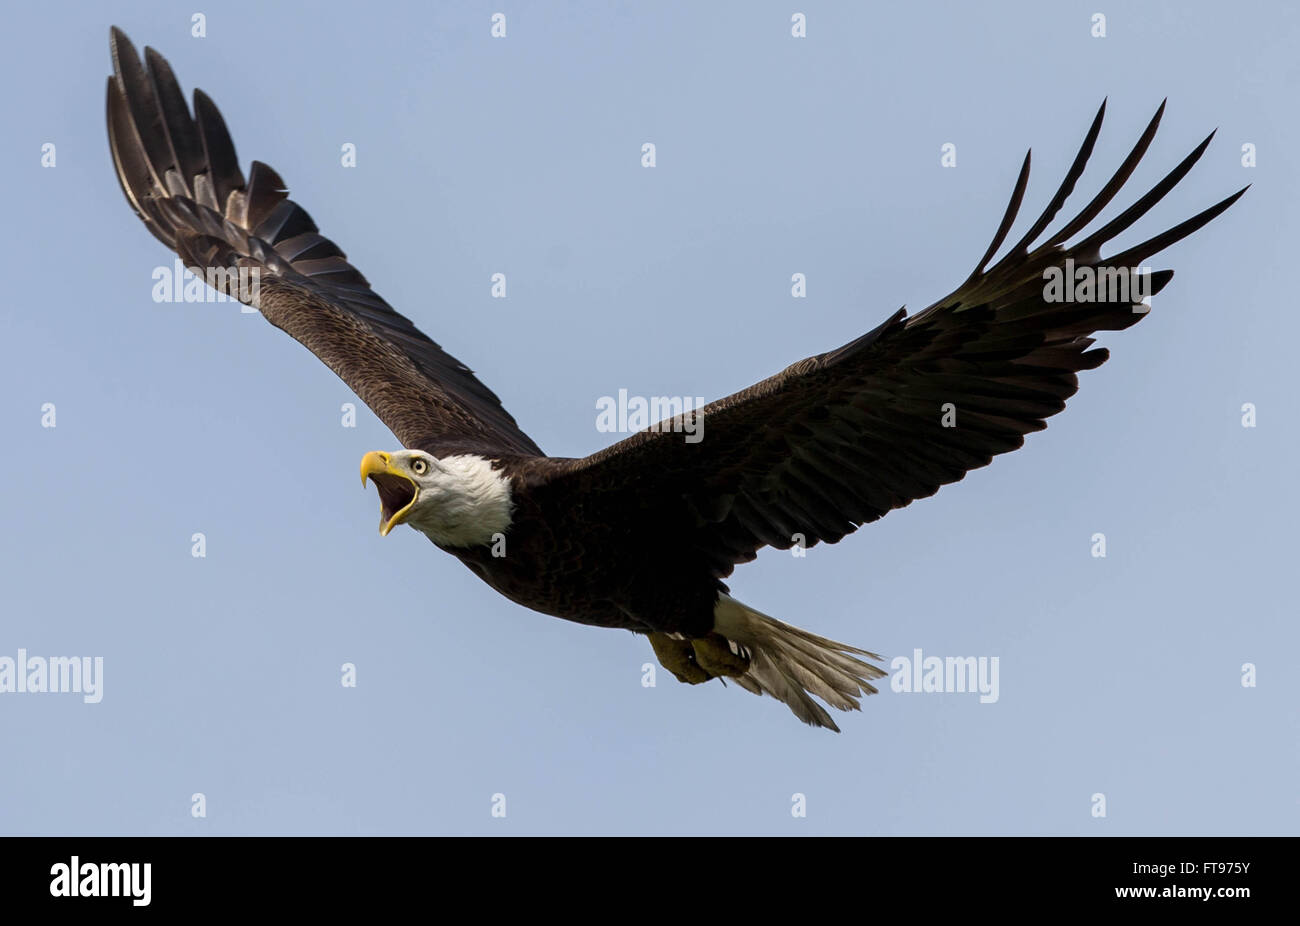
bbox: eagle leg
[646,632,711,685]
[690,632,751,679]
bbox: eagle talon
[691,632,751,678]
[647,632,712,685]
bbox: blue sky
[1,0,1295,835]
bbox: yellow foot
[690,632,751,678]
[647,632,710,684]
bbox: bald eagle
[107,28,1244,730]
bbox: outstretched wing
[106,27,542,458]
[555,101,1246,577]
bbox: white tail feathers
[713,594,886,732]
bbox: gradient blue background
[2,0,1295,835]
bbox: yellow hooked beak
[360,451,419,536]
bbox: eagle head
[359,450,514,547]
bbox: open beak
[360,451,418,536]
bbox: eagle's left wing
[554,102,1245,578]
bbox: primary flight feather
[107,27,1244,730]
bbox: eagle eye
[411,458,429,476]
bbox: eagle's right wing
[107,27,543,459]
